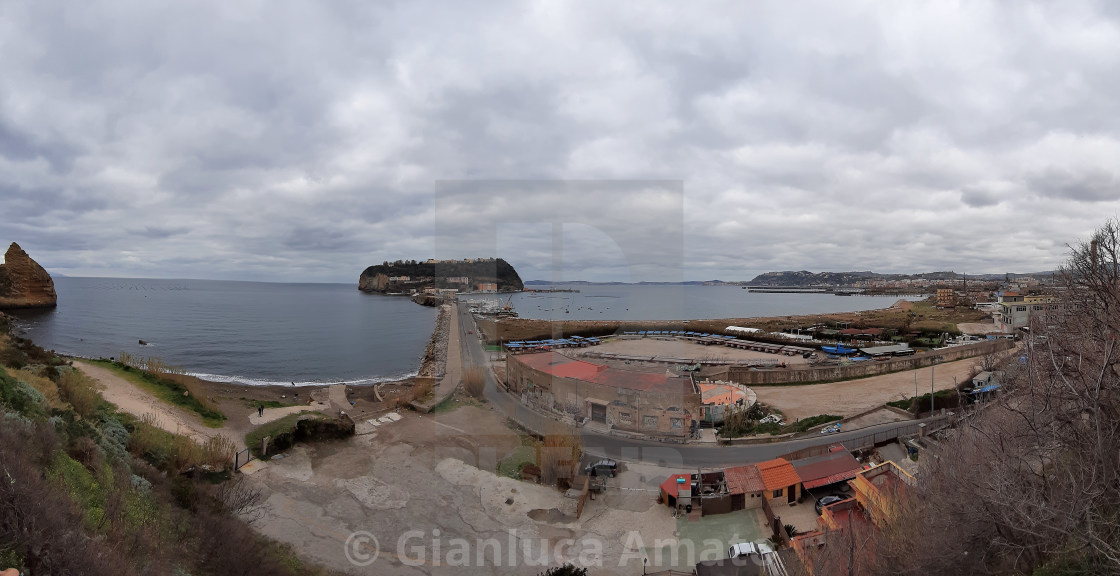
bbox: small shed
[724,464,766,510]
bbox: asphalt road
[457,302,935,468]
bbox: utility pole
[931,364,935,415]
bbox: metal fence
[234,447,255,471]
[842,418,947,451]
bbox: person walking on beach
[258,404,264,418]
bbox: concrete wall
[766,483,802,506]
[723,340,1015,386]
[507,355,701,438]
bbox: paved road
[455,302,937,468]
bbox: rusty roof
[755,458,802,491]
[724,464,765,495]
[791,451,863,490]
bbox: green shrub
[245,412,353,459]
[886,398,914,411]
[98,413,131,461]
[791,414,842,433]
[47,451,112,530]
[0,368,47,418]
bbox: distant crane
[503,294,514,312]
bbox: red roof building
[791,450,864,490]
[756,458,803,504]
[724,464,765,495]
[756,458,802,491]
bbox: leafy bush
[0,368,47,418]
[791,414,843,433]
[57,369,101,418]
[245,413,353,459]
[98,413,131,462]
[886,398,914,411]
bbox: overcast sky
[3,1,1120,283]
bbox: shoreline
[58,295,958,403]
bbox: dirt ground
[75,360,229,445]
[957,322,1007,335]
[753,356,985,421]
[840,407,910,431]
[582,337,812,366]
[243,403,683,575]
[74,358,422,452]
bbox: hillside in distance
[746,270,1050,287]
[359,258,524,293]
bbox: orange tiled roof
[756,458,802,491]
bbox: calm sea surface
[462,283,919,321]
[7,279,916,385]
[6,277,437,386]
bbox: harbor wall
[720,339,1015,386]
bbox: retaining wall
[722,340,1014,386]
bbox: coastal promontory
[359,257,523,294]
[0,242,57,309]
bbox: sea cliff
[0,242,57,309]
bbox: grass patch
[430,393,459,413]
[790,414,842,433]
[244,412,315,459]
[496,433,537,478]
[241,397,298,409]
[89,359,226,427]
[886,398,914,411]
[48,450,112,531]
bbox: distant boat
[821,345,857,355]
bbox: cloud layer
[3,0,1119,282]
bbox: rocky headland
[0,242,57,309]
[358,257,524,294]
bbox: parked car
[728,542,758,558]
[815,495,845,515]
[584,459,618,477]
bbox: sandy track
[752,356,984,420]
[74,360,227,445]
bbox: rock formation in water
[0,243,58,309]
[359,258,524,294]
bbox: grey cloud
[1027,168,1120,203]
[4,1,1120,281]
[129,226,191,239]
[960,187,1004,208]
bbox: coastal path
[74,360,235,447]
[455,303,951,468]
